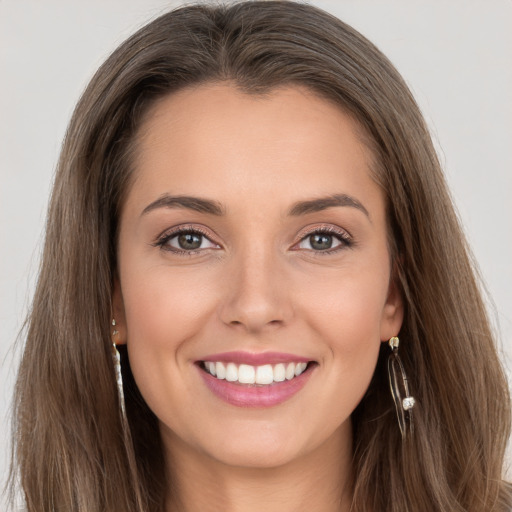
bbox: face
[114,84,403,470]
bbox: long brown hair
[10,2,511,511]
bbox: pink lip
[197,362,316,408]
[199,351,311,365]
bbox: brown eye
[157,228,220,253]
[297,230,347,252]
[177,233,203,250]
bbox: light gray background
[1,0,511,506]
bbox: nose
[218,246,293,334]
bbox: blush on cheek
[124,271,211,332]
[304,285,385,342]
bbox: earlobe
[380,278,404,342]
[111,277,128,345]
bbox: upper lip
[198,351,312,365]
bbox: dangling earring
[110,318,140,504]
[387,336,415,438]
[111,318,126,417]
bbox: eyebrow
[288,194,370,219]
[141,194,225,216]
[141,193,369,219]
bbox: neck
[164,422,353,512]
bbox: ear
[111,277,127,345]
[379,273,404,342]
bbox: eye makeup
[151,222,354,257]
[152,224,220,256]
[292,224,354,255]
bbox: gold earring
[111,319,126,416]
[387,336,415,438]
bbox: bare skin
[165,418,353,511]
[113,84,403,512]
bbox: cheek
[296,265,388,405]
[118,262,222,411]
[298,261,390,343]
[122,264,218,343]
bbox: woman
[10,1,511,511]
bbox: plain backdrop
[1,0,511,506]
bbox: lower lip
[198,364,315,408]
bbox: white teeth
[255,364,274,385]
[285,362,296,380]
[215,362,226,379]
[226,362,238,382]
[295,362,307,376]
[207,362,216,376]
[273,363,286,382]
[204,361,310,385]
[238,364,255,384]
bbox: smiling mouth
[199,361,314,386]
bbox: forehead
[135,83,369,159]
[126,83,383,218]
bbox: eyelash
[294,225,353,255]
[153,225,215,256]
[153,225,353,256]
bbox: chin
[206,435,307,470]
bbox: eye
[155,227,219,254]
[295,228,352,253]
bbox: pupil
[310,234,332,250]
[178,233,202,250]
